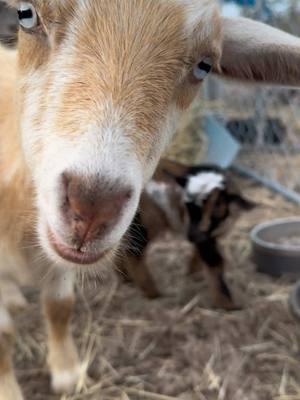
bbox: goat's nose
[62,174,132,247]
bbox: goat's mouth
[47,227,108,265]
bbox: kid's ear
[217,17,300,86]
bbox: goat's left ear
[218,17,300,86]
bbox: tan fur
[0,330,14,376]
[43,296,80,394]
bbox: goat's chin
[45,246,117,270]
[37,219,117,269]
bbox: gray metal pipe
[232,164,300,205]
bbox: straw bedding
[14,179,300,400]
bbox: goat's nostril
[60,172,133,244]
[62,172,71,189]
[60,174,72,212]
[74,213,84,223]
[125,189,133,201]
[97,222,108,236]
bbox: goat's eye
[18,2,38,30]
[192,58,213,82]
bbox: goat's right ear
[218,17,300,86]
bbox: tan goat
[1,1,300,398]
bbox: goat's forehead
[19,0,218,37]
[44,0,217,16]
[17,0,221,116]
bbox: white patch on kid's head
[185,172,225,203]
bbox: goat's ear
[218,17,300,86]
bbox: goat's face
[11,0,221,267]
[178,169,254,244]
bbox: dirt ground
[12,177,300,400]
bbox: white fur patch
[185,172,225,203]
[51,364,81,394]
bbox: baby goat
[1,0,300,398]
[120,160,254,309]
